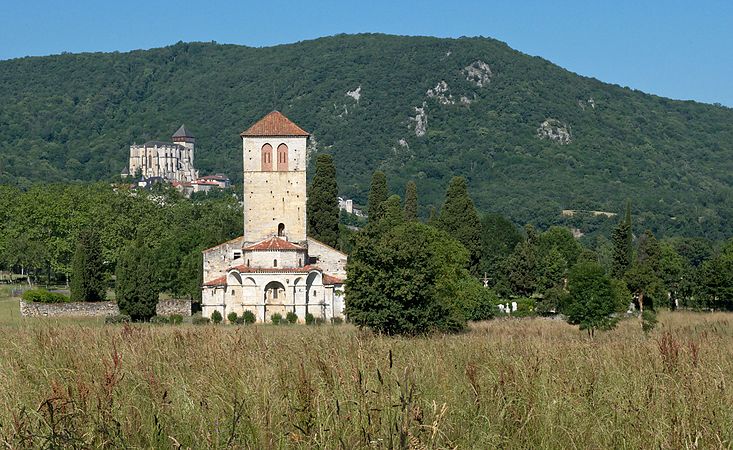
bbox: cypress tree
[367,171,388,223]
[611,201,633,278]
[116,234,159,321]
[403,180,418,221]
[306,154,340,247]
[70,229,106,302]
[436,176,482,276]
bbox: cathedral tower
[240,111,309,244]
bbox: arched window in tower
[277,143,288,171]
[278,223,285,237]
[261,144,273,171]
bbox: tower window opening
[274,259,278,267]
[278,223,285,236]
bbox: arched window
[273,259,278,267]
[278,223,285,236]
[261,144,273,171]
[277,144,288,171]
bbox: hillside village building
[201,111,347,323]
[123,125,199,182]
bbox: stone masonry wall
[19,299,192,318]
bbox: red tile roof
[323,274,345,285]
[240,111,310,137]
[243,236,305,251]
[227,264,319,274]
[203,275,227,287]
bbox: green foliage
[641,310,658,334]
[271,313,283,325]
[437,177,482,275]
[150,315,170,325]
[611,204,633,279]
[697,239,733,310]
[191,313,210,325]
[538,286,567,316]
[478,213,522,282]
[331,317,344,325]
[0,36,731,240]
[210,310,223,324]
[227,312,239,324]
[403,180,418,221]
[625,230,665,311]
[104,314,131,324]
[345,221,472,335]
[286,312,298,324]
[307,154,340,247]
[305,312,315,325]
[565,262,619,337]
[22,289,69,304]
[242,310,256,324]
[115,235,159,322]
[70,228,106,302]
[168,314,183,325]
[367,171,388,223]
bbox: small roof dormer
[172,124,195,143]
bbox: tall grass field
[1,288,731,448]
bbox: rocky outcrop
[346,86,362,102]
[464,60,493,87]
[409,103,428,137]
[537,119,572,145]
[426,81,454,105]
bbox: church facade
[123,125,199,182]
[201,112,347,323]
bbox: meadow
[0,287,731,449]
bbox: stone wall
[19,299,191,318]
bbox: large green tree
[346,221,487,335]
[478,213,522,283]
[625,229,664,312]
[611,201,633,279]
[697,239,733,310]
[307,154,340,247]
[565,262,618,338]
[70,229,106,302]
[367,171,389,224]
[116,235,160,321]
[437,177,482,276]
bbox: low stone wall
[19,299,192,318]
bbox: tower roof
[172,124,194,139]
[240,111,310,137]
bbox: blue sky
[1,0,732,106]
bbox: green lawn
[0,286,21,326]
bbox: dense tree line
[346,171,733,335]
[0,183,241,303]
[0,35,731,240]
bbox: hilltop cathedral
[201,112,347,323]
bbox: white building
[201,111,347,323]
[123,125,199,182]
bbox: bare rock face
[346,86,362,102]
[410,103,428,137]
[398,138,409,148]
[537,119,572,145]
[426,81,455,105]
[464,60,493,87]
[306,133,319,162]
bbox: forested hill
[1,34,731,239]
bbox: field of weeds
[0,293,732,448]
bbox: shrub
[242,310,256,324]
[192,313,210,325]
[331,317,344,325]
[271,313,282,325]
[211,310,223,324]
[22,289,69,304]
[315,317,326,325]
[286,311,298,324]
[227,312,239,324]
[150,315,170,325]
[305,312,315,325]
[105,314,131,324]
[642,310,658,334]
[168,314,183,325]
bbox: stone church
[201,111,347,323]
[122,125,199,182]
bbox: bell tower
[240,111,310,244]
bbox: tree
[625,230,664,312]
[565,262,618,337]
[697,239,733,310]
[70,229,106,302]
[611,201,633,278]
[403,180,418,221]
[437,177,482,276]
[478,213,522,284]
[367,171,388,223]
[345,222,476,335]
[658,242,686,309]
[116,235,159,322]
[307,154,340,247]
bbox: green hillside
[1,34,731,239]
